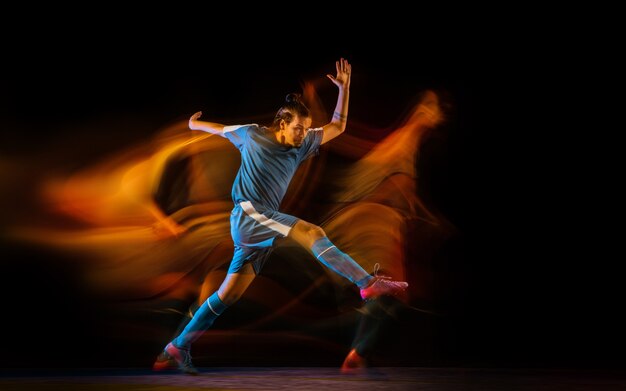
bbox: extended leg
[173,264,255,348]
[154,262,256,374]
[289,220,372,288]
[288,220,408,299]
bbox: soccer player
[153,59,408,375]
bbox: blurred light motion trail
[3,85,454,361]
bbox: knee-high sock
[311,237,373,288]
[173,291,228,349]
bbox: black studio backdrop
[2,31,622,369]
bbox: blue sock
[173,291,228,349]
[311,237,373,288]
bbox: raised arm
[321,58,351,145]
[188,111,227,137]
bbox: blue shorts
[228,201,299,274]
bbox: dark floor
[2,367,625,391]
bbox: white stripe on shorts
[239,201,292,237]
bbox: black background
[1,19,622,370]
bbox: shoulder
[306,127,323,139]
[223,123,259,134]
[306,127,324,141]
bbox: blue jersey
[224,124,323,212]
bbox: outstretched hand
[189,111,202,129]
[327,58,351,89]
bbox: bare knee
[304,224,326,243]
[290,221,326,248]
[216,266,256,306]
[217,288,243,306]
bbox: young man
[153,59,408,375]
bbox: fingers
[190,111,202,120]
[330,59,351,87]
[336,58,351,74]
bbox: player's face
[282,115,312,147]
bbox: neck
[271,129,287,146]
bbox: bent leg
[173,262,256,349]
[289,220,373,288]
[217,263,256,305]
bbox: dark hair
[271,93,310,130]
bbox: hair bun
[285,93,302,103]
